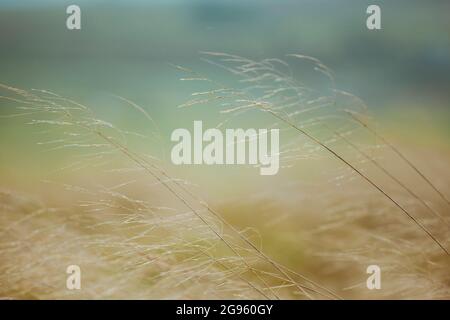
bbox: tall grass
[176,52,449,255]
[0,53,449,299]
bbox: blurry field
[1,57,449,299]
[0,1,449,299]
[0,137,449,299]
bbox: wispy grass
[175,52,449,255]
[0,81,339,299]
[0,52,449,299]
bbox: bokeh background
[1,0,449,186]
[0,0,449,299]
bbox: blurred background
[1,0,450,185]
[1,0,449,299]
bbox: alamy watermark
[366,5,381,30]
[66,5,81,30]
[366,265,381,290]
[66,264,81,290]
[170,121,280,175]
